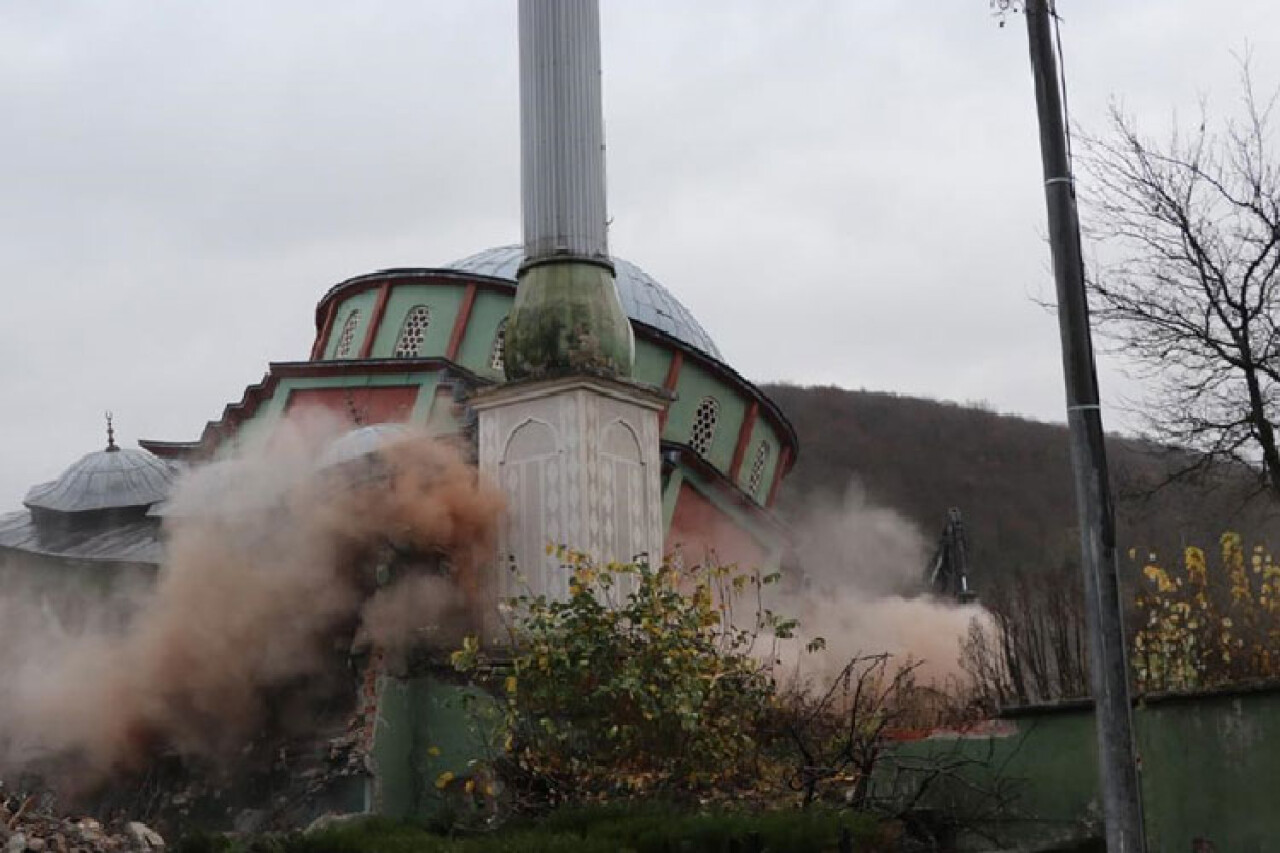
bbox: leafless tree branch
[1079,58,1280,501]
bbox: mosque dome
[318,423,414,470]
[24,443,176,514]
[450,245,724,361]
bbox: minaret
[473,0,664,614]
[504,0,634,379]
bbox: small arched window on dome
[490,318,508,372]
[689,396,719,457]
[747,440,771,499]
[334,309,361,358]
[393,305,432,358]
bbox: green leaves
[452,551,793,804]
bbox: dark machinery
[926,507,976,603]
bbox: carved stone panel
[473,376,665,611]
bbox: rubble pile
[0,793,165,853]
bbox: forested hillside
[763,383,1280,588]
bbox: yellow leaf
[505,675,518,694]
[435,771,455,790]
[427,745,442,757]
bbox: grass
[177,803,887,853]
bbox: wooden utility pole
[1023,1,1147,849]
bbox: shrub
[1131,533,1280,691]
[451,549,798,807]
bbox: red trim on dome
[311,301,337,360]
[729,401,759,482]
[766,445,792,509]
[360,283,393,359]
[446,283,478,361]
[658,350,683,430]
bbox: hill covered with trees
[764,383,1280,589]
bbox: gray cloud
[1,1,1277,505]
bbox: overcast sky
[2,1,1277,506]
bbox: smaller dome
[25,447,176,514]
[318,424,413,470]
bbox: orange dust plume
[0,415,504,787]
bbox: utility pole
[1022,1,1147,850]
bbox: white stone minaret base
[473,376,666,621]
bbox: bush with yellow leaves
[1131,532,1280,692]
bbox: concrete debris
[0,793,165,853]
[124,823,164,851]
[303,812,364,835]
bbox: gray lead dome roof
[450,245,724,361]
[319,424,413,469]
[25,447,176,513]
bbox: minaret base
[473,374,667,621]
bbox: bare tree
[1080,59,1280,498]
[959,562,1089,708]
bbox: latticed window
[490,319,508,371]
[747,440,771,498]
[393,305,431,358]
[689,397,719,457]
[335,309,361,358]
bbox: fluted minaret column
[505,0,634,380]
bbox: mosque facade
[0,247,797,579]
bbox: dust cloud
[0,413,504,788]
[775,484,988,684]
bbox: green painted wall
[324,290,379,359]
[633,338,673,389]
[230,372,445,452]
[881,686,1280,851]
[370,673,503,820]
[370,677,419,819]
[664,360,747,473]
[874,712,1099,851]
[244,282,788,508]
[456,290,513,380]
[1137,690,1277,852]
[370,285,466,359]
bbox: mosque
[0,0,809,821]
[0,241,797,580]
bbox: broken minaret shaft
[505,0,634,380]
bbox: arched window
[490,318,508,371]
[334,309,361,358]
[393,305,431,358]
[689,397,719,457]
[747,440,771,498]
